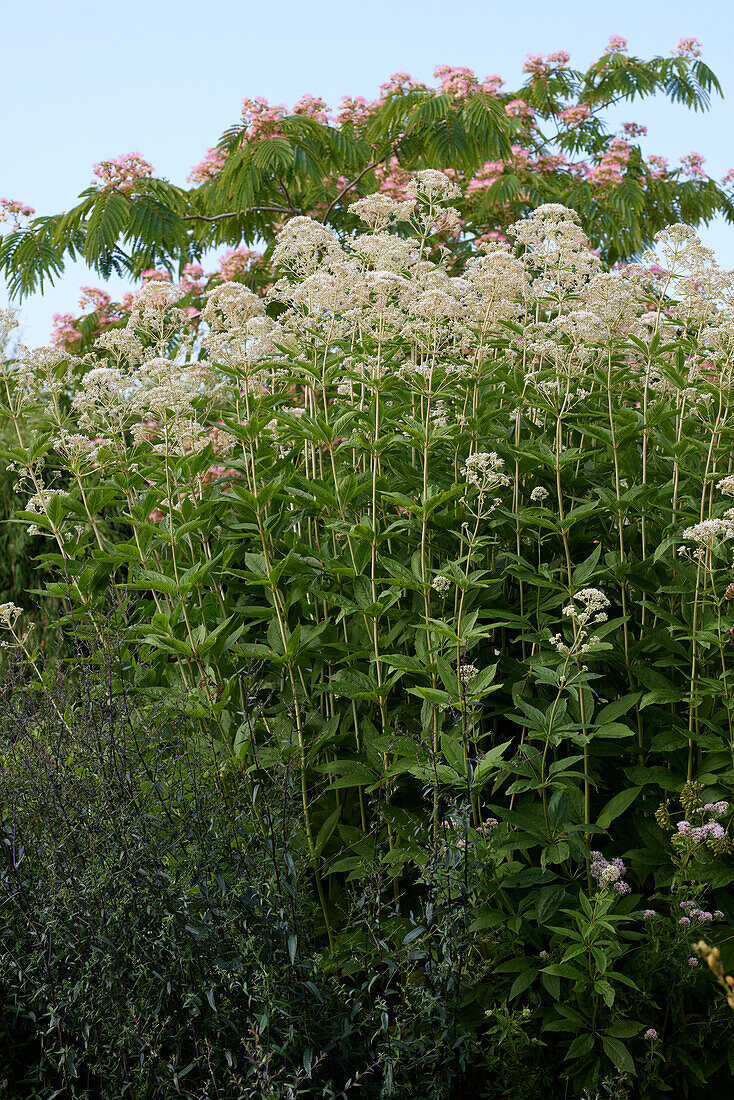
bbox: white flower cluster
[678,518,734,559]
[550,588,610,657]
[717,475,734,497]
[348,194,414,231]
[432,575,452,596]
[405,170,461,203]
[0,602,22,630]
[461,451,511,492]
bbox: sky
[2,0,734,345]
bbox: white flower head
[406,170,461,203]
[681,518,734,549]
[348,194,414,231]
[0,602,23,630]
[461,451,511,492]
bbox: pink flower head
[647,154,669,180]
[644,1029,658,1040]
[187,146,227,185]
[479,74,504,95]
[218,246,263,281]
[523,54,551,79]
[50,312,83,351]
[293,94,329,124]
[379,72,423,97]
[373,156,412,200]
[336,95,370,127]
[606,35,628,54]
[78,286,111,314]
[93,152,153,193]
[434,64,479,99]
[466,161,504,194]
[680,152,707,179]
[559,104,592,127]
[241,96,287,141]
[504,99,535,120]
[675,37,702,59]
[586,137,631,187]
[547,50,571,67]
[533,153,568,172]
[622,122,647,138]
[141,268,171,283]
[722,169,734,188]
[0,197,35,225]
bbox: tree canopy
[2,37,733,328]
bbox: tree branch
[320,158,382,223]
[182,204,298,223]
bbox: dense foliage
[3,168,734,1095]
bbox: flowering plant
[4,168,734,1093]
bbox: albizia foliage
[2,34,734,334]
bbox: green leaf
[509,968,537,999]
[601,1036,635,1074]
[314,806,341,858]
[597,786,644,829]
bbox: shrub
[3,173,734,1094]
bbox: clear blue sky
[2,0,733,344]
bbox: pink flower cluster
[647,154,669,180]
[679,152,707,179]
[379,71,426,98]
[293,94,329,124]
[141,268,171,282]
[335,95,370,127]
[465,161,505,195]
[678,900,725,924]
[187,146,227,185]
[433,65,504,99]
[50,313,83,349]
[51,284,124,349]
[675,37,702,59]
[676,819,725,843]
[558,104,591,127]
[590,851,631,894]
[606,35,628,54]
[523,51,570,79]
[622,122,647,138]
[586,137,631,187]
[504,99,535,121]
[373,156,413,201]
[93,152,153,193]
[218,247,263,282]
[240,96,288,141]
[0,197,35,224]
[79,286,112,312]
[534,152,568,173]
